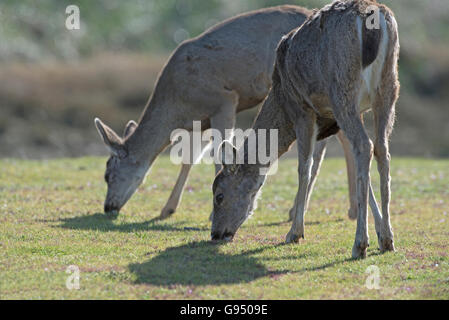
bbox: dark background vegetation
[0,0,448,158]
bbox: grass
[0,156,448,299]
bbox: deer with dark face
[94,5,369,221]
[211,0,399,259]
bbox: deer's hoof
[379,236,395,253]
[352,240,369,259]
[348,207,358,220]
[160,207,175,220]
[285,230,303,244]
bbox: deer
[211,0,400,259]
[93,4,376,223]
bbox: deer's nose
[211,231,222,241]
[104,203,119,219]
[223,231,234,241]
[211,230,234,241]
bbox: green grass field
[0,156,448,299]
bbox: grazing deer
[94,5,367,222]
[211,0,399,259]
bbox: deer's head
[94,118,146,219]
[210,141,266,241]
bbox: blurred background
[0,0,448,159]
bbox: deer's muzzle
[104,203,120,220]
[211,230,234,242]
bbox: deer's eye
[215,193,224,205]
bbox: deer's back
[277,0,398,120]
[154,5,311,110]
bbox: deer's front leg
[210,96,238,172]
[209,96,238,220]
[160,132,212,219]
[160,163,192,219]
[286,112,317,243]
[289,139,327,221]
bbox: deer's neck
[240,90,297,176]
[125,95,184,168]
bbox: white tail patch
[356,12,389,111]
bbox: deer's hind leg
[372,88,398,253]
[209,92,239,220]
[331,94,373,259]
[286,109,317,243]
[338,130,383,237]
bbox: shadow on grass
[256,218,344,228]
[128,241,297,286]
[57,213,209,233]
[128,241,364,286]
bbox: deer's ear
[218,140,237,165]
[94,118,127,158]
[218,140,239,174]
[123,120,138,138]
